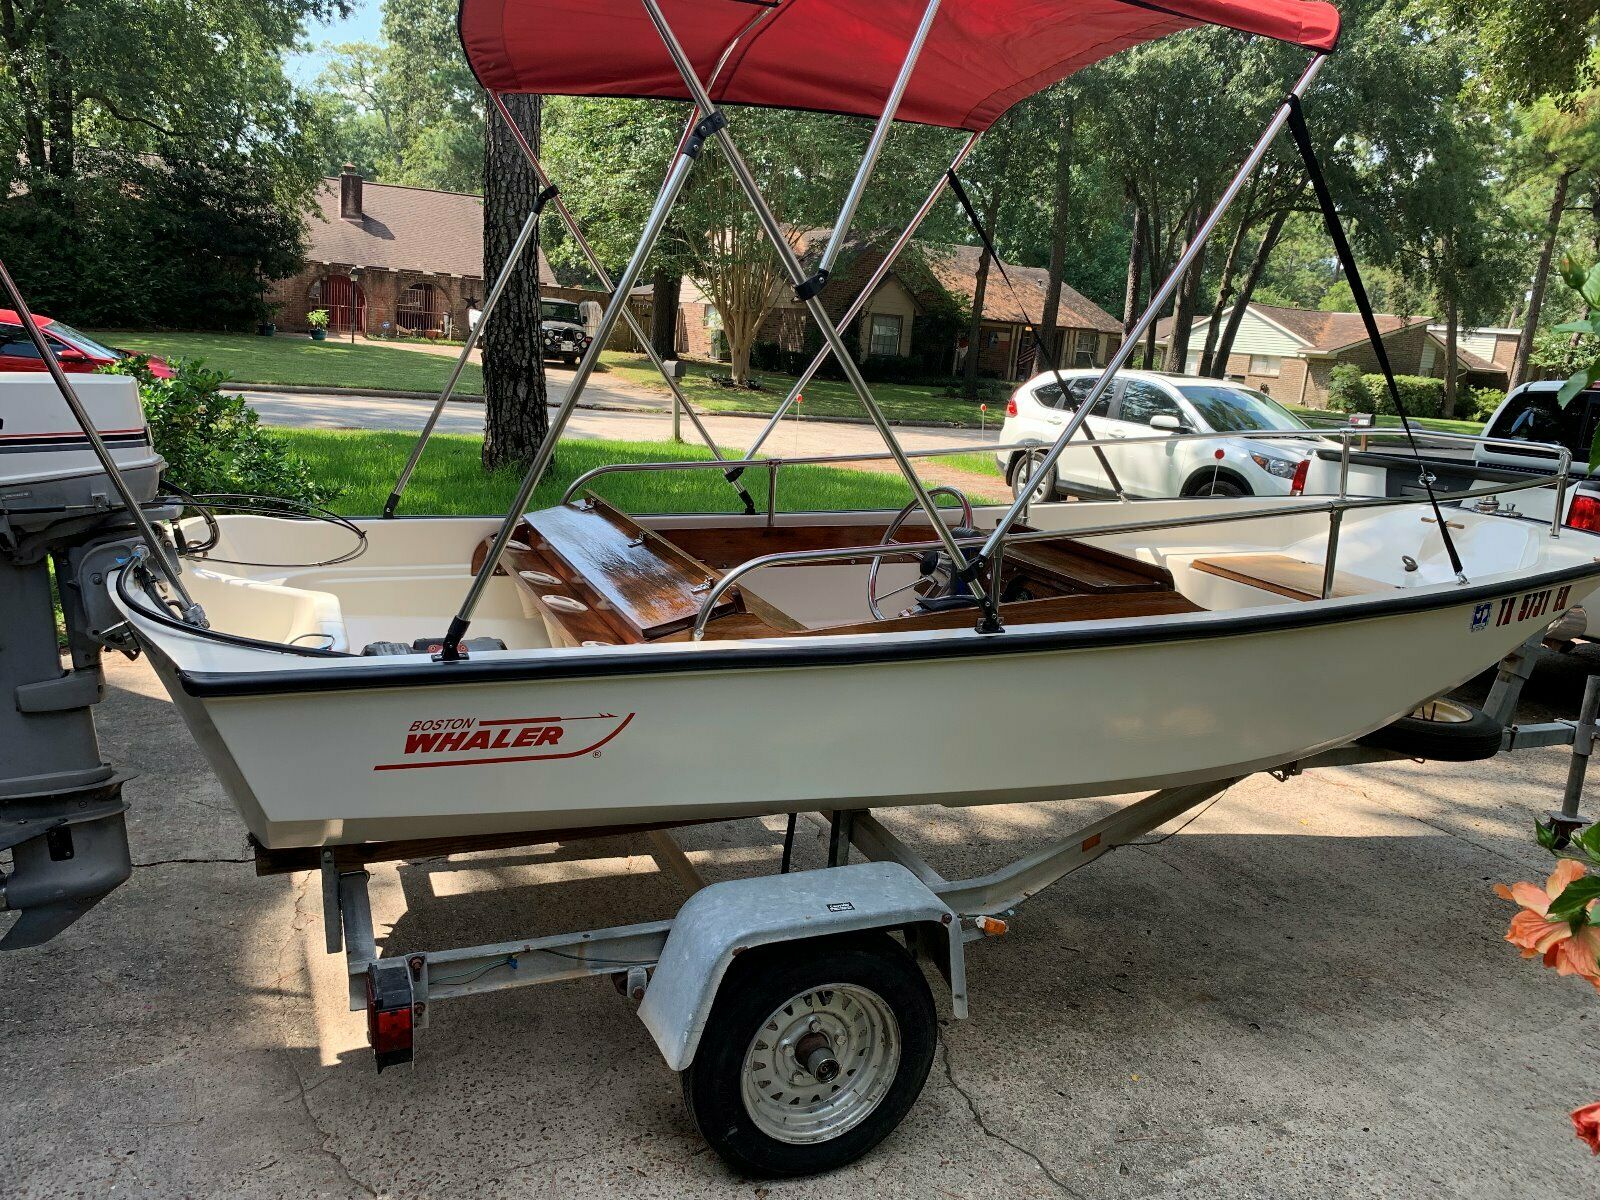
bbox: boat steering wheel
[866,486,975,621]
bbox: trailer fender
[638,861,962,1072]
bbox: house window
[1419,341,1437,375]
[702,305,722,330]
[1073,340,1095,367]
[869,313,902,358]
[1249,354,1282,377]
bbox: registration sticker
[1470,603,1491,632]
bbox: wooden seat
[478,496,799,646]
[1002,539,1174,594]
[1191,553,1391,602]
[812,589,1203,637]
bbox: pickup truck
[1301,380,1599,643]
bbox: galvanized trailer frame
[325,630,1597,1083]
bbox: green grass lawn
[270,428,954,515]
[603,352,998,428]
[927,450,1004,478]
[94,331,487,396]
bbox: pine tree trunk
[1039,105,1073,368]
[650,268,680,359]
[1197,208,1254,377]
[1511,167,1573,388]
[1122,201,1146,341]
[481,93,550,473]
[1210,207,1290,375]
[1162,202,1207,373]
[1443,290,1460,420]
[962,186,1002,397]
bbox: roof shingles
[302,176,557,286]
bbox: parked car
[539,299,592,366]
[0,311,173,378]
[996,368,1318,502]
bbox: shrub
[1326,363,1375,413]
[1328,365,1448,419]
[102,357,329,505]
[306,308,330,331]
[1463,387,1506,423]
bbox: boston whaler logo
[373,712,634,771]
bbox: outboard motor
[0,371,177,948]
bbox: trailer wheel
[681,932,936,1178]
[1358,698,1503,761]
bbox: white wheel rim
[1411,698,1475,724]
[739,982,901,1145]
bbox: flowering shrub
[1495,821,1600,1153]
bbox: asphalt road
[6,646,1600,1197]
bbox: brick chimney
[339,164,363,221]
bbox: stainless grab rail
[687,463,1575,640]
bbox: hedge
[1326,363,1450,419]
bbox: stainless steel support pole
[743,133,981,462]
[1551,451,1571,539]
[977,54,1328,567]
[488,92,748,508]
[640,0,989,606]
[1338,431,1351,501]
[816,0,942,276]
[439,138,707,653]
[0,256,202,619]
[384,204,541,517]
[1321,506,1343,600]
[1556,674,1600,833]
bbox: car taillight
[1567,493,1600,532]
[1289,458,1309,496]
[1005,397,1018,417]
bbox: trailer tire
[1357,698,1503,761]
[680,931,936,1178]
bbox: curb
[235,384,991,432]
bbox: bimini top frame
[432,0,1352,656]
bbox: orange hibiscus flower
[1573,1102,1600,1155]
[1493,860,1600,991]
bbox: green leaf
[1584,263,1600,305]
[1573,824,1600,868]
[1546,875,1600,924]
[1536,819,1560,851]
[1561,254,1590,293]
[1558,369,1593,408]
[1554,320,1597,336]
[1588,424,1600,475]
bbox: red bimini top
[459,0,1340,133]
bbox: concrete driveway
[5,647,1600,1197]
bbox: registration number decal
[1473,585,1571,632]
[373,712,634,770]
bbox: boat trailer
[303,628,1597,1174]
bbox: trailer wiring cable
[1125,792,1230,847]
[429,945,656,986]
[158,491,368,569]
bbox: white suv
[995,369,1320,502]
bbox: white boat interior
[150,493,1590,669]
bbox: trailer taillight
[1289,458,1309,496]
[366,959,415,1071]
[1006,396,1018,418]
[1568,494,1600,533]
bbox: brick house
[1155,302,1515,407]
[678,235,1121,379]
[266,165,561,338]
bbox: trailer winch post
[1553,673,1600,842]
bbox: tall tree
[481,93,549,471]
[0,0,336,325]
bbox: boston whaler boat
[8,0,1600,1177]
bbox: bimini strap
[1285,96,1466,583]
[945,170,1126,499]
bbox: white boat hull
[116,502,1600,850]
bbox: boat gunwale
[165,557,1600,699]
